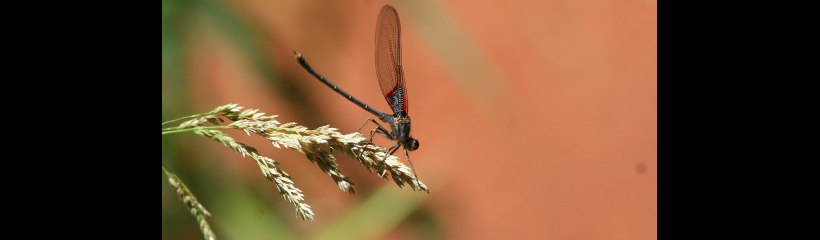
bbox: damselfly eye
[410,140,419,151]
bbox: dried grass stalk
[162,166,215,240]
[193,129,314,220]
[162,103,429,237]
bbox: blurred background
[162,0,657,239]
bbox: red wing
[375,5,409,115]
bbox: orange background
[162,0,657,239]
